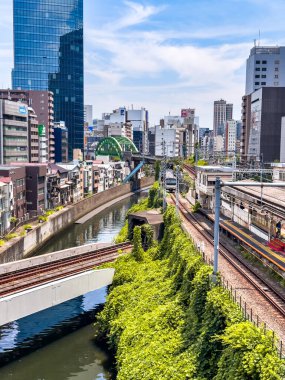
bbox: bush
[5,233,18,240]
[55,205,64,211]
[45,210,55,216]
[0,239,5,246]
[147,181,162,208]
[38,215,48,223]
[23,224,32,230]
[115,222,129,243]
[10,217,18,225]
[197,159,208,166]
[192,201,201,212]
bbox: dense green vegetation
[185,155,208,166]
[98,197,284,379]
[114,182,162,243]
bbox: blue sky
[1,0,285,127]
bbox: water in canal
[0,193,146,379]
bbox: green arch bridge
[95,136,138,160]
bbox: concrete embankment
[0,177,154,264]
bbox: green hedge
[97,205,284,380]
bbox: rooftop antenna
[254,39,256,48]
[258,30,261,46]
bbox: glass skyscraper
[12,0,84,159]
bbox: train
[165,169,177,192]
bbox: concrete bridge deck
[0,268,115,326]
[0,242,132,326]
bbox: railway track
[173,195,285,319]
[183,163,196,177]
[0,242,132,298]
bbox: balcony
[4,119,27,127]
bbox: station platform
[201,211,285,272]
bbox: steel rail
[0,242,132,297]
[0,242,132,280]
[173,195,285,318]
[183,164,196,176]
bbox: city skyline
[2,0,285,127]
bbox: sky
[1,0,285,128]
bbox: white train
[165,169,176,192]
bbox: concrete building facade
[0,100,29,164]
[11,163,47,216]
[0,179,13,236]
[155,126,180,157]
[213,99,233,137]
[0,89,55,162]
[84,105,93,126]
[0,166,27,221]
[245,46,285,95]
[247,87,285,162]
[127,108,148,153]
[225,120,237,154]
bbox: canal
[0,192,145,379]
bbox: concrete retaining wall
[0,177,154,264]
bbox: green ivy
[132,226,144,262]
[214,322,285,380]
[97,204,285,380]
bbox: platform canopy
[95,136,138,159]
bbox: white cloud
[107,1,166,31]
[85,13,250,126]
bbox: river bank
[0,177,154,263]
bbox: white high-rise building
[245,46,285,95]
[213,99,233,136]
[127,107,148,153]
[155,126,180,157]
[84,105,93,126]
[225,120,237,154]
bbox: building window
[255,67,260,71]
[255,75,260,78]
[275,74,279,78]
[275,67,279,71]
[262,60,267,64]
[256,60,260,64]
[274,82,279,86]
[262,68,267,71]
[255,82,260,85]
[261,75,266,78]
[261,82,266,85]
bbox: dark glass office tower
[12,0,83,159]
